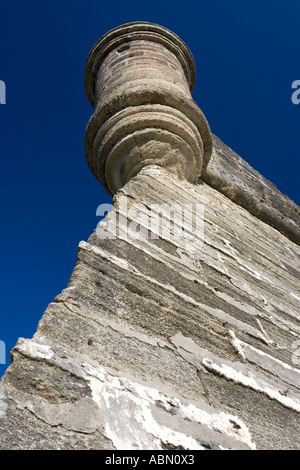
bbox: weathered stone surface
[84,22,212,195]
[0,166,299,449]
[203,135,300,246]
[0,22,299,450]
[83,21,299,245]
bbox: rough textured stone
[0,22,299,450]
[204,135,300,246]
[0,166,299,449]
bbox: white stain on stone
[79,241,131,271]
[138,165,163,177]
[86,362,254,450]
[229,331,300,389]
[10,335,256,449]
[202,358,300,413]
[229,330,246,360]
[16,338,54,361]
[87,368,203,450]
[79,241,266,343]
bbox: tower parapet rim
[84,21,197,108]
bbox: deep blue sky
[0,0,299,376]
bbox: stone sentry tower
[0,22,300,450]
[84,21,212,195]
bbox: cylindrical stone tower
[84,22,212,196]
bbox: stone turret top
[84,21,197,107]
[84,22,212,196]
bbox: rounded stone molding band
[84,22,212,195]
[93,105,204,195]
[85,87,212,193]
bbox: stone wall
[0,165,299,449]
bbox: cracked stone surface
[0,165,299,450]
